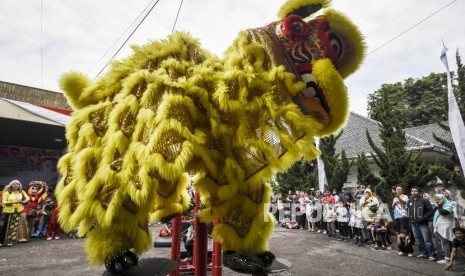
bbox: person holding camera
[392,186,409,234]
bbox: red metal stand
[194,192,208,276]
[170,216,182,276]
[169,191,221,275]
[212,219,222,276]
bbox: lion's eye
[327,31,343,59]
[281,14,309,40]
[292,21,304,34]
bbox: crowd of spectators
[0,179,62,247]
[3,178,465,273]
[272,184,465,272]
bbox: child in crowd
[336,200,350,241]
[369,217,390,250]
[325,204,336,238]
[45,198,61,241]
[33,193,54,238]
[350,203,364,246]
[280,219,300,229]
[306,199,317,232]
[397,230,414,257]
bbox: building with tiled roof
[336,112,453,187]
[0,80,68,108]
[0,81,71,187]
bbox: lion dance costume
[56,0,365,273]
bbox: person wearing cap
[445,227,465,271]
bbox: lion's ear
[59,71,92,110]
[278,0,331,20]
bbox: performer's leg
[197,176,276,272]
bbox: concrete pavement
[0,225,463,275]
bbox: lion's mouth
[293,73,330,125]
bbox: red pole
[194,192,208,276]
[169,216,182,276]
[212,219,222,276]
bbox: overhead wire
[88,0,157,77]
[171,0,184,34]
[40,0,43,88]
[368,0,458,55]
[94,0,161,78]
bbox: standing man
[392,186,409,234]
[408,186,437,261]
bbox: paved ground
[0,224,464,276]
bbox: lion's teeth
[303,87,317,98]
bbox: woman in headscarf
[360,188,379,243]
[0,180,29,247]
[433,193,455,264]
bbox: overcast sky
[1,0,464,116]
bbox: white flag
[441,43,465,174]
[315,138,327,193]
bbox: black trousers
[395,217,410,233]
[398,241,414,254]
[338,222,349,238]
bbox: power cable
[171,0,184,34]
[40,0,43,88]
[88,0,157,76]
[368,0,458,55]
[95,0,161,78]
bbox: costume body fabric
[55,0,366,269]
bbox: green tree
[456,50,465,114]
[356,152,380,187]
[320,132,353,191]
[431,122,465,190]
[275,159,316,193]
[367,73,448,127]
[366,89,426,202]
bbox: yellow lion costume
[56,0,365,273]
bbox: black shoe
[105,250,139,275]
[122,250,139,269]
[223,251,275,273]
